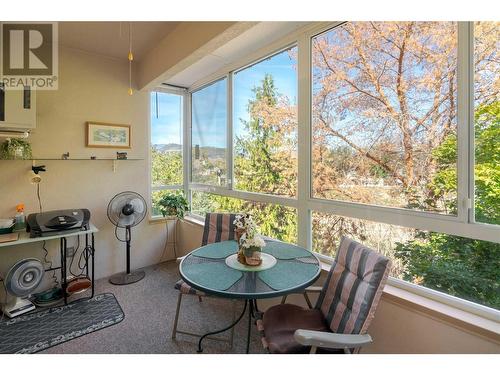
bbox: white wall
[0,47,176,293]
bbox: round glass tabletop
[179,240,321,299]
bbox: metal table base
[197,299,259,354]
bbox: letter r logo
[1,23,53,76]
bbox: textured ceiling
[58,21,180,61]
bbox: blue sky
[233,47,297,140]
[151,47,297,148]
[191,78,227,148]
[151,92,183,145]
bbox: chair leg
[303,291,313,309]
[171,292,183,339]
[309,346,317,354]
[229,299,236,349]
[281,295,287,304]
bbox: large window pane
[312,22,458,214]
[312,211,500,309]
[191,191,297,243]
[233,47,298,197]
[474,22,500,225]
[151,92,183,186]
[191,79,227,185]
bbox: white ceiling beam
[137,21,257,91]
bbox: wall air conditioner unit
[0,84,36,132]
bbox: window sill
[381,284,500,343]
[148,216,179,224]
[175,214,500,343]
[182,214,205,226]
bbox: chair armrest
[304,286,322,293]
[294,329,372,350]
[176,255,187,264]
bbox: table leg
[60,237,67,305]
[197,299,248,353]
[90,233,95,299]
[85,234,89,279]
[253,299,260,314]
[246,299,254,353]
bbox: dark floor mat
[0,293,124,354]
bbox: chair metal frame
[171,213,240,347]
[171,289,237,346]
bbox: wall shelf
[0,158,143,161]
[0,158,144,172]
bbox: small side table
[162,217,178,260]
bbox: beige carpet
[42,261,266,354]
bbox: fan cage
[107,191,147,228]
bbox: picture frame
[86,122,131,149]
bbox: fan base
[2,297,36,318]
[109,271,145,285]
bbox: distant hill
[153,143,182,152]
[153,143,225,159]
[195,145,225,159]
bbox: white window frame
[179,21,500,320]
[231,43,299,199]
[148,86,187,218]
[189,76,230,189]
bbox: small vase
[244,246,262,266]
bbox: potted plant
[156,192,188,219]
[233,214,266,266]
[0,138,32,160]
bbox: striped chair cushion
[201,213,238,246]
[176,213,239,296]
[315,237,391,335]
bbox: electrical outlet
[66,246,75,258]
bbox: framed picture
[86,122,131,148]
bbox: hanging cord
[128,22,133,96]
[42,240,58,287]
[158,220,170,264]
[155,91,159,119]
[114,224,128,242]
[68,236,93,278]
[0,277,7,322]
[36,183,42,212]
[159,219,178,264]
[68,236,81,277]
[114,211,133,242]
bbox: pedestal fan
[107,191,147,285]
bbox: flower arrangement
[233,214,266,266]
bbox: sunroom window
[311,22,458,214]
[150,91,184,216]
[191,78,228,186]
[173,21,500,315]
[312,211,500,310]
[233,46,298,197]
[473,21,499,225]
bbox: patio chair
[171,212,239,346]
[256,237,391,354]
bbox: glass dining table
[179,239,321,353]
